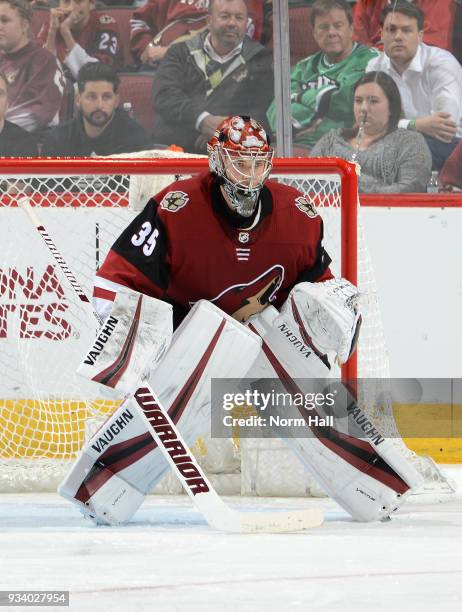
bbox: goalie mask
[208,116,274,217]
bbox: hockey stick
[19,196,324,533]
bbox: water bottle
[123,102,135,120]
[426,171,440,194]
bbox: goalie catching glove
[281,278,362,365]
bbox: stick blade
[239,507,324,533]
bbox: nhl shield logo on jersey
[160,191,189,212]
[294,196,318,218]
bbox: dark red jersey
[440,140,462,188]
[94,173,333,326]
[39,12,123,70]
[130,0,264,63]
[130,0,208,61]
[0,40,65,131]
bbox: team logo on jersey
[233,67,249,83]
[238,232,249,243]
[99,14,116,24]
[160,191,189,212]
[295,196,318,218]
[190,265,285,322]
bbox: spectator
[366,0,462,170]
[310,71,432,193]
[0,0,65,132]
[439,140,462,191]
[131,0,265,70]
[267,0,378,152]
[151,0,273,153]
[41,62,152,155]
[39,0,123,80]
[0,70,38,155]
[353,0,457,53]
[131,1,211,69]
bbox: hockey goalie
[59,115,440,527]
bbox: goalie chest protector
[100,172,332,322]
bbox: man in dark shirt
[42,62,152,156]
[151,0,273,153]
[0,70,38,155]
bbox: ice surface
[1,468,462,611]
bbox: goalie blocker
[62,279,422,525]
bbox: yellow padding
[0,399,121,459]
[1,400,461,463]
[403,438,462,463]
[394,403,462,463]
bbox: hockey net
[0,154,393,494]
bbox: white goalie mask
[208,116,274,217]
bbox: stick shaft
[19,197,101,326]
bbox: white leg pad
[245,303,424,522]
[60,300,261,524]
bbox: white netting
[0,157,391,494]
